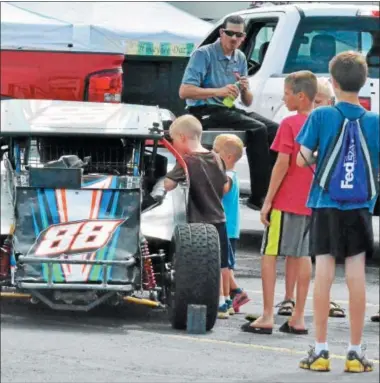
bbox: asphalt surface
[1,246,379,383]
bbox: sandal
[241,322,273,335]
[370,311,379,322]
[279,321,308,335]
[329,301,346,318]
[276,299,295,316]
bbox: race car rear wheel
[169,223,220,331]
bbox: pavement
[1,247,379,383]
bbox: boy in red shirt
[241,70,317,334]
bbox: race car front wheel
[169,223,220,331]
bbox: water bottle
[223,81,240,108]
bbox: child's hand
[260,201,272,227]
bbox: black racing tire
[169,223,220,331]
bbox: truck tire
[169,223,220,331]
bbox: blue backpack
[316,106,378,203]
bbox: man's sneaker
[232,290,250,313]
[226,300,235,315]
[299,346,330,371]
[218,303,229,319]
[345,349,374,373]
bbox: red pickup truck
[1,50,124,103]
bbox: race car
[0,99,221,331]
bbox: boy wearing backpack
[296,51,379,373]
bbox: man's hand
[215,84,239,99]
[238,76,250,93]
[260,200,272,227]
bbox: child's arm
[260,120,292,226]
[297,146,317,168]
[164,162,186,192]
[164,178,178,192]
[223,176,232,195]
[261,153,290,226]
[296,110,320,168]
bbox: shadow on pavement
[0,299,182,335]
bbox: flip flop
[329,301,346,318]
[245,313,259,323]
[279,321,308,335]
[276,299,295,316]
[370,311,379,322]
[241,322,273,335]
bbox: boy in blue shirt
[213,134,250,317]
[296,51,379,373]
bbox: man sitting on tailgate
[179,15,278,210]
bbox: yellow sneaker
[226,300,235,315]
[345,350,374,373]
[217,304,229,319]
[299,347,330,372]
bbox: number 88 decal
[34,219,123,257]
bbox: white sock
[315,342,328,354]
[224,296,230,302]
[219,296,225,306]
[348,344,362,354]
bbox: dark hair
[329,51,368,93]
[285,70,318,101]
[222,15,245,29]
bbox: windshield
[283,16,379,77]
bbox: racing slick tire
[169,223,220,331]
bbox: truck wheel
[169,223,220,331]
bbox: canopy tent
[6,2,212,56]
[1,2,76,51]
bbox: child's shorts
[261,209,311,257]
[212,222,229,269]
[228,238,238,270]
[311,208,373,259]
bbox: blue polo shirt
[181,39,248,107]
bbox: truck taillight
[85,70,122,103]
[357,9,380,17]
[359,97,371,110]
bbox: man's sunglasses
[223,29,245,38]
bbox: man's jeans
[189,105,279,206]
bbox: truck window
[246,19,278,75]
[250,24,275,63]
[283,16,379,76]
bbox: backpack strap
[334,105,367,121]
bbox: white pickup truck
[197,3,379,209]
[199,3,379,121]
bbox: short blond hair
[213,134,244,161]
[317,78,333,99]
[169,115,202,139]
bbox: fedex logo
[341,141,356,190]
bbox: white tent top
[1,2,77,51]
[4,2,212,56]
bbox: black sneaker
[299,346,330,371]
[345,349,374,373]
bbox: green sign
[125,40,195,57]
